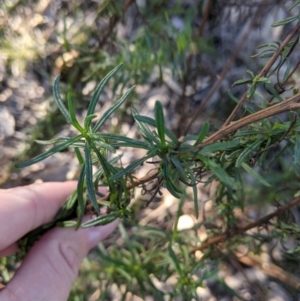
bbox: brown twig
[223,23,300,127]
[198,0,212,37]
[196,92,300,149]
[191,196,300,253]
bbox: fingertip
[86,219,119,248]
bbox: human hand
[0,181,118,301]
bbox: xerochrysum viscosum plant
[17,64,202,238]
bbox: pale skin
[0,181,118,301]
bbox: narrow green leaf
[170,155,188,182]
[246,70,255,78]
[111,149,157,180]
[76,163,86,228]
[115,267,133,282]
[35,137,72,145]
[53,189,78,220]
[186,166,198,218]
[264,84,283,102]
[293,134,300,166]
[57,220,77,228]
[226,149,242,161]
[200,155,235,187]
[111,141,150,149]
[201,139,240,153]
[194,121,209,145]
[155,101,166,148]
[53,75,72,124]
[260,53,275,59]
[93,140,116,153]
[95,133,150,149]
[81,212,120,228]
[93,160,120,192]
[247,83,257,99]
[84,114,97,129]
[133,114,177,143]
[228,89,240,104]
[168,243,183,275]
[235,139,262,167]
[241,162,271,187]
[90,142,112,179]
[256,77,271,84]
[233,78,252,86]
[257,138,271,167]
[257,41,280,50]
[283,58,291,82]
[84,142,100,212]
[165,178,182,199]
[93,85,136,132]
[86,64,123,118]
[16,135,82,168]
[74,147,84,165]
[162,161,182,198]
[67,92,84,132]
[272,15,299,27]
[132,108,159,145]
[289,1,300,10]
[182,135,198,142]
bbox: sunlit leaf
[86,64,123,125]
[81,212,120,228]
[93,85,136,132]
[16,135,83,168]
[56,220,77,228]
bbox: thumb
[1,219,118,301]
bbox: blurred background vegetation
[1,0,300,300]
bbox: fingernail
[87,219,118,248]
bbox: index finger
[0,181,76,250]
